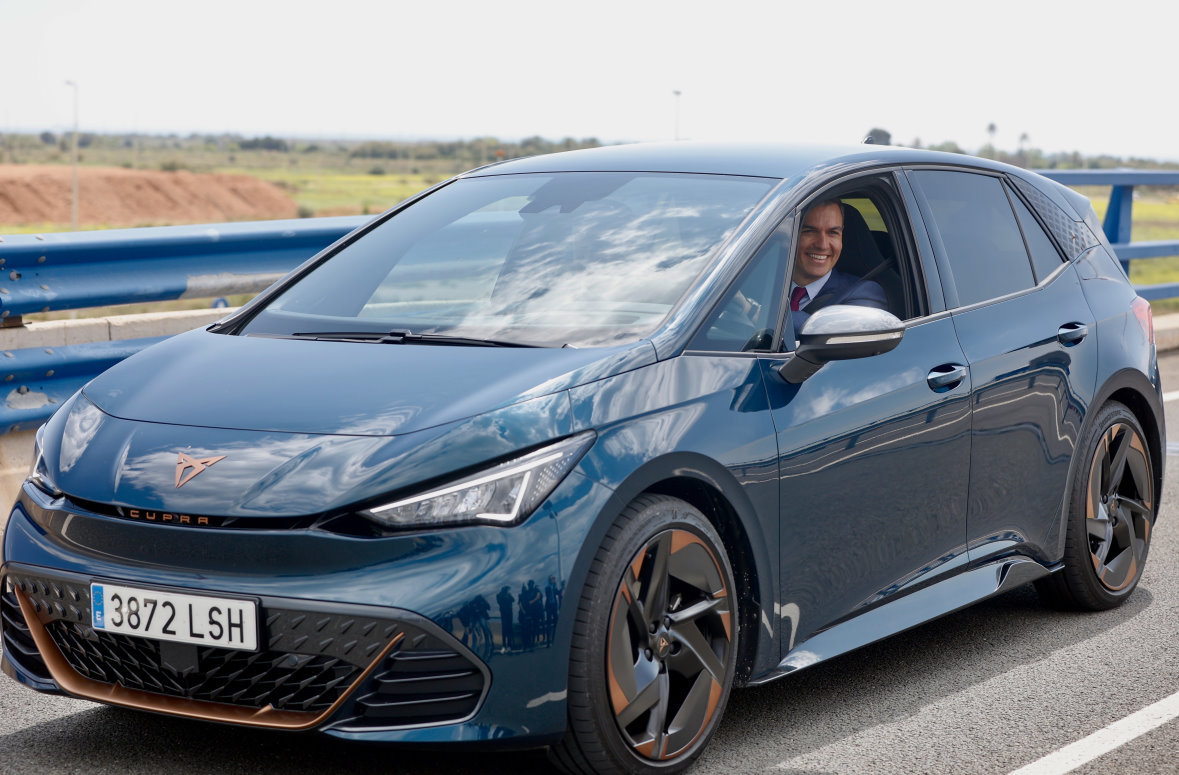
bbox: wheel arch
[1108,384,1164,507]
[643,474,766,685]
[567,451,779,687]
[1047,367,1164,561]
[1094,369,1164,514]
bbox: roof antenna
[862,134,876,144]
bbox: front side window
[240,172,776,348]
[692,223,788,352]
[912,170,1036,307]
[691,176,929,353]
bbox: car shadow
[0,582,1156,775]
[703,581,1156,773]
[0,703,557,774]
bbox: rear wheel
[1037,401,1156,610]
[549,495,737,775]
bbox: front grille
[4,570,489,728]
[48,620,360,712]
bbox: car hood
[37,328,652,516]
[83,327,656,436]
[41,388,580,517]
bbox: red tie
[790,286,808,312]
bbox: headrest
[838,202,887,276]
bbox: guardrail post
[1104,184,1135,275]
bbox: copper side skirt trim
[15,588,403,730]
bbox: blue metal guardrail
[0,215,367,433]
[0,215,369,319]
[0,170,1175,434]
[1036,170,1179,299]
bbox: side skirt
[748,558,1053,686]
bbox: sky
[2,0,1177,161]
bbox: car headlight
[28,423,61,497]
[362,432,595,529]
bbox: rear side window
[1010,192,1065,282]
[912,170,1035,307]
[1009,175,1100,261]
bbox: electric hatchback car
[2,142,1163,775]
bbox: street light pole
[672,90,682,141]
[65,80,79,231]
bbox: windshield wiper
[287,330,538,347]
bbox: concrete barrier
[1155,312,1179,354]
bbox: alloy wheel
[606,528,733,762]
[1086,421,1154,592]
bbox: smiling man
[789,199,888,331]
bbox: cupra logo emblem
[175,452,227,488]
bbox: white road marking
[1006,690,1179,775]
[1167,442,1179,457]
[1163,390,1179,403]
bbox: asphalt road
[4,354,1179,774]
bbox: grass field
[239,168,439,216]
[1090,197,1179,313]
[3,146,1178,318]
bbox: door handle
[1058,322,1088,346]
[927,363,967,392]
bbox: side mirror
[777,305,905,384]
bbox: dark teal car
[2,143,1163,775]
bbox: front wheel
[549,495,738,775]
[1036,401,1157,610]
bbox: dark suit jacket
[792,269,888,333]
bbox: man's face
[793,202,844,285]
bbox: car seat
[838,203,906,317]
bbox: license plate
[91,582,258,651]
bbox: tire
[549,495,738,775]
[1036,401,1157,610]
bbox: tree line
[2,128,1175,173]
[865,126,1178,172]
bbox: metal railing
[0,216,367,433]
[0,215,368,319]
[0,169,1175,435]
[1038,169,1179,299]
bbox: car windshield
[239,171,776,347]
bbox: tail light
[1131,296,1154,346]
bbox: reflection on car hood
[82,328,656,436]
[43,387,578,517]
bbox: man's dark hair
[804,198,845,220]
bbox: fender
[1044,366,1164,562]
[559,448,780,683]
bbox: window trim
[1002,177,1069,286]
[782,173,931,341]
[684,170,935,356]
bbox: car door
[907,168,1099,566]
[755,175,973,651]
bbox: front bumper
[1,472,611,745]
[3,565,487,731]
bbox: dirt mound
[0,165,298,227]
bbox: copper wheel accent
[1085,421,1154,592]
[606,528,733,762]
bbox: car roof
[464,141,1012,180]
